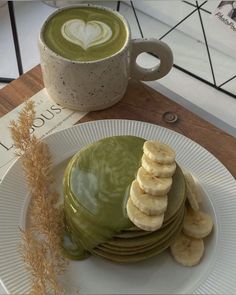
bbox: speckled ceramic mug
[39,5,173,111]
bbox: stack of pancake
[63,136,186,263]
[93,165,186,263]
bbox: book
[0,88,86,182]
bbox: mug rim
[39,4,131,64]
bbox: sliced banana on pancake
[183,208,213,239]
[126,198,164,232]
[130,180,168,215]
[170,232,204,266]
[184,174,199,211]
[142,154,176,178]
[143,141,176,164]
[137,167,172,196]
[184,171,202,204]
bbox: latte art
[42,7,127,61]
[61,19,112,50]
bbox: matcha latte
[39,5,173,111]
[43,7,128,61]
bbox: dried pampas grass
[10,100,68,295]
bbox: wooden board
[0,65,235,177]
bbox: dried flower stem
[9,101,67,295]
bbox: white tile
[42,0,118,8]
[183,0,216,11]
[125,1,216,84]
[134,1,235,59]
[119,2,142,38]
[183,0,203,6]
[200,11,236,86]
[39,1,91,8]
[221,77,236,95]
[132,0,196,29]
[0,3,19,78]
[134,6,171,39]
[139,53,236,135]
[131,0,217,84]
[186,3,236,61]
[14,1,56,73]
[201,0,220,12]
[161,11,214,84]
[84,1,118,10]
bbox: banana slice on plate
[130,180,168,215]
[137,167,172,196]
[184,171,202,204]
[126,198,164,231]
[170,232,204,267]
[183,208,213,239]
[142,154,176,178]
[184,172,199,211]
[143,141,176,164]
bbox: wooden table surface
[0,65,236,178]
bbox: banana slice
[170,232,204,267]
[126,198,164,231]
[184,171,202,204]
[137,167,172,196]
[143,141,176,164]
[183,208,213,239]
[130,180,168,215]
[184,172,199,211]
[142,154,176,178]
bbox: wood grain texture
[0,66,235,177]
[0,66,43,116]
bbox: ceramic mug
[39,5,173,111]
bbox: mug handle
[130,38,173,81]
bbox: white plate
[0,119,236,295]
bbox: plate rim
[0,119,236,294]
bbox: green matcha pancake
[43,6,127,61]
[63,135,186,262]
[104,206,185,249]
[98,207,185,255]
[91,218,183,264]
